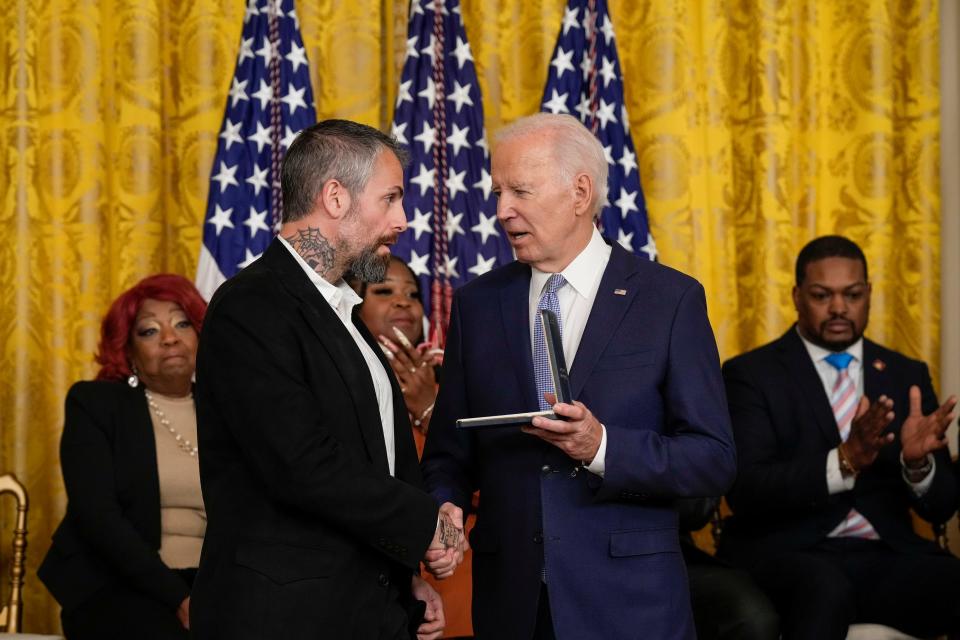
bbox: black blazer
[719,327,957,561]
[191,240,439,639]
[38,381,191,613]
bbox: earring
[127,364,139,388]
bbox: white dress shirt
[798,331,933,500]
[279,237,397,475]
[529,227,611,476]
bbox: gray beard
[349,247,390,283]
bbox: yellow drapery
[0,0,940,633]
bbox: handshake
[424,502,469,579]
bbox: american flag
[390,0,514,345]
[541,0,656,260]
[196,0,316,300]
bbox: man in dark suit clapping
[719,235,960,639]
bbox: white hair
[495,113,609,217]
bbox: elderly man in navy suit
[719,235,960,639]
[420,113,737,640]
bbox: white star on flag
[543,89,570,114]
[407,208,433,241]
[220,120,244,150]
[208,205,235,235]
[408,250,430,276]
[470,212,500,244]
[468,253,497,276]
[244,206,271,236]
[551,47,575,78]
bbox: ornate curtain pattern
[0,0,940,632]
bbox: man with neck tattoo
[191,119,464,640]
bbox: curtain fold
[0,0,940,632]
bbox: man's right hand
[841,394,895,471]
[423,502,468,579]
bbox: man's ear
[791,285,801,311]
[320,178,351,219]
[572,172,594,217]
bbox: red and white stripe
[828,360,879,540]
[828,508,880,540]
[831,369,857,441]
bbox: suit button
[533,532,543,544]
[541,465,552,475]
[378,573,389,587]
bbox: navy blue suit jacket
[719,327,957,563]
[422,243,736,640]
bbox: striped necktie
[824,352,879,540]
[533,274,566,411]
[825,352,856,441]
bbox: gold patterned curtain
[0,0,940,633]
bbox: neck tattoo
[284,227,338,280]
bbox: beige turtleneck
[145,391,206,569]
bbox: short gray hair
[495,113,608,217]
[281,119,409,223]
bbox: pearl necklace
[144,389,199,457]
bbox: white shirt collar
[277,236,361,315]
[797,327,864,366]
[530,226,610,298]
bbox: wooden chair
[0,474,28,634]
[0,474,63,640]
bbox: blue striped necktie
[533,274,566,411]
[823,351,879,540]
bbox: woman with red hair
[39,274,207,639]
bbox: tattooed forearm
[284,227,338,279]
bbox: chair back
[0,473,28,633]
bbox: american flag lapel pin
[613,288,627,296]
[872,359,886,371]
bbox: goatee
[350,246,391,283]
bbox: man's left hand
[410,575,445,640]
[900,385,957,464]
[523,392,603,463]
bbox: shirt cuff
[901,453,936,497]
[584,424,607,477]
[827,448,856,494]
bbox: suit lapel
[263,240,391,475]
[862,339,886,400]
[568,244,642,399]
[121,385,162,543]
[778,328,841,445]
[499,263,539,409]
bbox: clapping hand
[900,385,957,464]
[841,394,895,472]
[378,328,437,432]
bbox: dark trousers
[744,538,960,640]
[688,563,780,640]
[62,568,195,640]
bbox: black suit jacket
[38,381,191,613]
[191,240,438,639]
[719,327,956,562]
